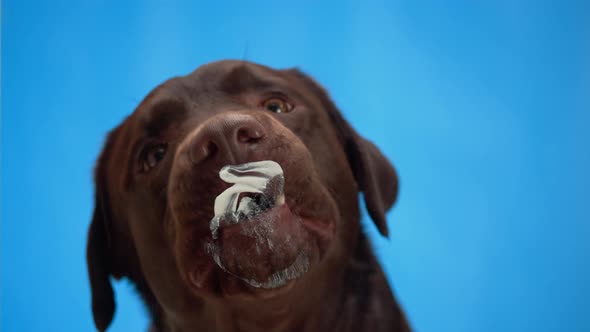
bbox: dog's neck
[153,257,348,332]
[209,282,344,332]
[147,233,409,332]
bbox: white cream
[207,160,310,288]
[210,160,284,237]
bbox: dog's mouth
[206,161,311,290]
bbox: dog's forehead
[134,61,288,118]
[188,60,279,82]
[181,60,287,96]
[134,60,302,131]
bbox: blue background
[2,1,589,331]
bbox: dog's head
[87,60,398,331]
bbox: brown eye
[261,97,293,113]
[141,143,167,173]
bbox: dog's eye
[261,97,293,113]
[140,143,167,173]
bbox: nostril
[191,140,219,164]
[206,141,218,158]
[237,127,265,144]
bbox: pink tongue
[216,204,307,282]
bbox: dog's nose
[188,114,267,165]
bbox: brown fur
[87,60,410,332]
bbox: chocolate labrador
[87,60,411,332]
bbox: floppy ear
[286,69,399,237]
[87,129,120,331]
[87,193,115,331]
[347,135,399,237]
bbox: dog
[86,60,411,332]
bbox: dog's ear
[87,128,121,331]
[87,193,115,331]
[285,69,399,237]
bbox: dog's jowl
[86,60,410,332]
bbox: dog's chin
[210,202,312,285]
[185,200,332,299]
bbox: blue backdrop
[2,1,589,331]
